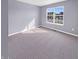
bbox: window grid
[46,6,64,25]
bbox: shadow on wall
[8,18,38,36]
[21,18,36,32]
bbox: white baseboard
[8,26,78,37]
[8,31,21,36]
[41,26,78,37]
[8,26,40,36]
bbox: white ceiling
[17,0,66,6]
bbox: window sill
[46,22,64,26]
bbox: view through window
[46,6,64,25]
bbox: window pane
[55,16,63,24]
[47,16,53,23]
[54,6,64,24]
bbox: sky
[47,6,64,14]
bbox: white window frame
[46,6,64,26]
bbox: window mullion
[53,13,55,24]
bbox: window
[46,6,64,25]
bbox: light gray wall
[40,0,78,35]
[8,0,40,34]
[8,0,78,35]
[1,0,8,58]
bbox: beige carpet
[8,28,78,59]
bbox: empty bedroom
[7,0,78,59]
